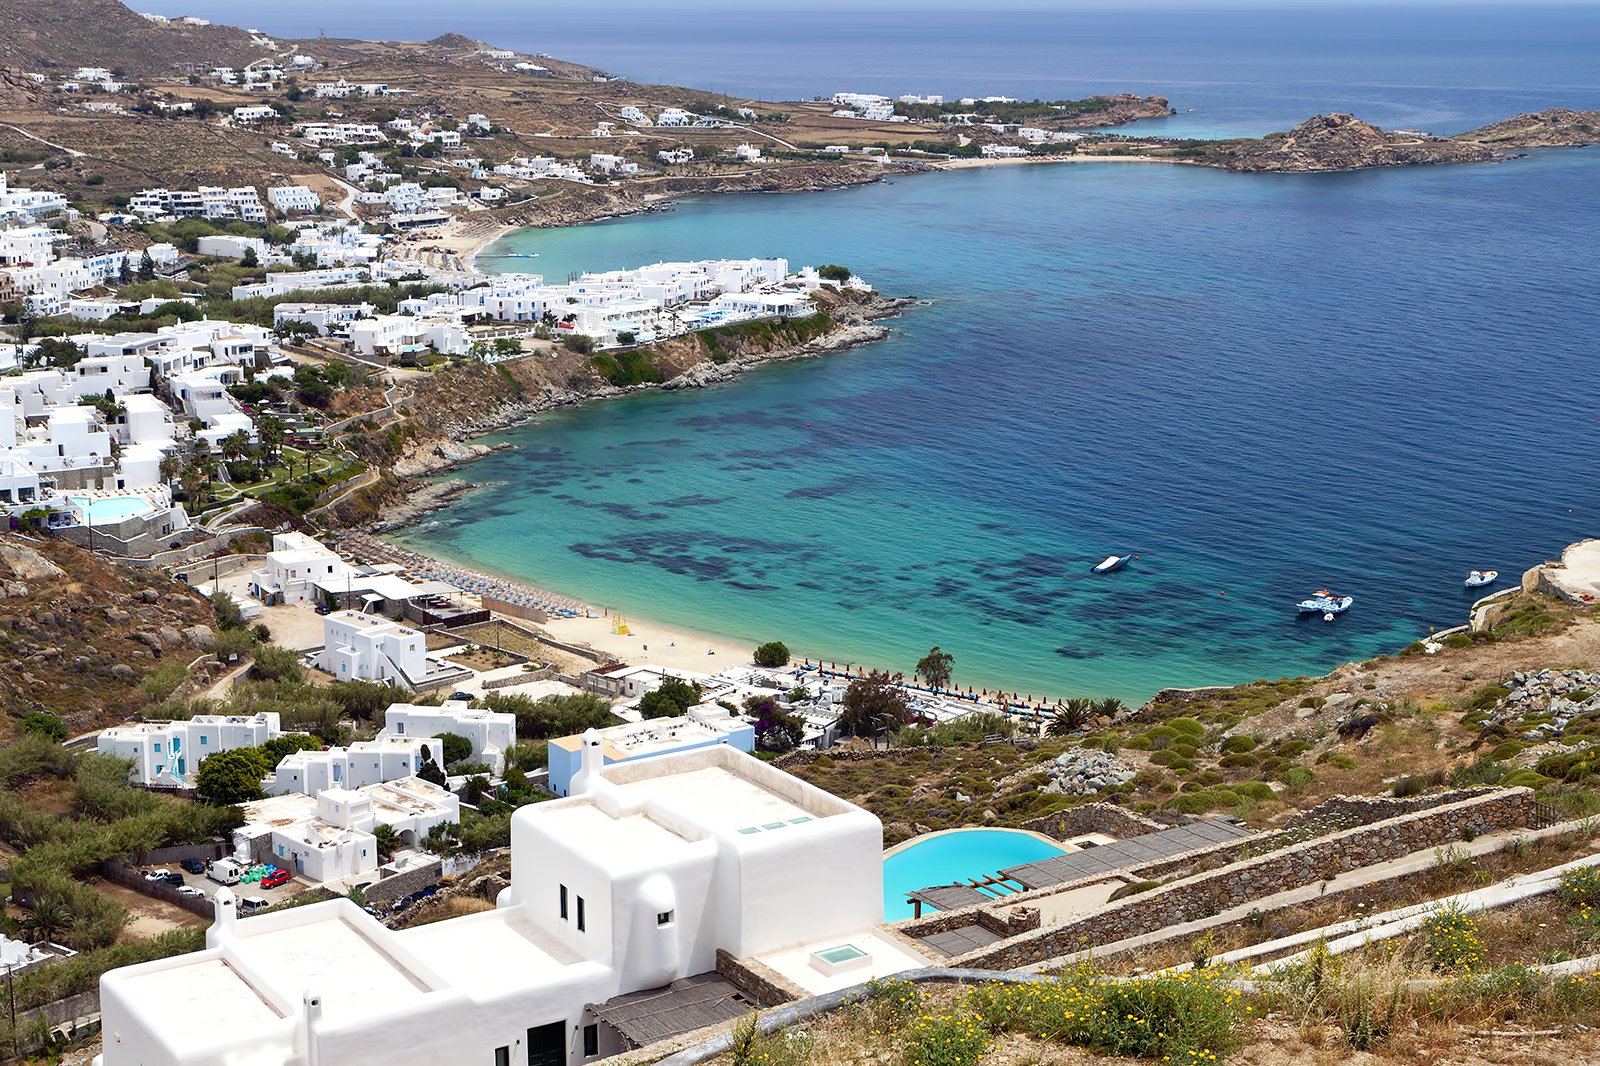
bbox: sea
[170,2,1600,701]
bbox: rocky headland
[1175,109,1600,173]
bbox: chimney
[571,727,604,795]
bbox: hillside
[1460,107,1600,148]
[0,533,222,740]
[1184,113,1495,172]
[0,0,274,74]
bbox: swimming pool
[882,828,1067,921]
[70,495,155,522]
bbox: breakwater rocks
[1042,748,1137,794]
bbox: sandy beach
[551,611,763,675]
[936,153,1187,170]
[389,213,518,275]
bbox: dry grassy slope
[792,592,1600,837]
[0,533,218,739]
[0,0,272,74]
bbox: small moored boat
[1464,570,1498,588]
[1297,590,1354,615]
[1092,554,1132,574]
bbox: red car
[262,869,293,890]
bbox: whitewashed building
[380,701,515,774]
[263,737,443,796]
[266,185,321,214]
[96,713,285,788]
[96,744,924,1066]
[248,531,353,605]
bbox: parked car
[314,605,332,615]
[177,885,206,898]
[157,872,184,887]
[238,896,270,915]
[261,869,293,890]
[449,692,474,702]
[143,868,174,882]
[180,858,206,874]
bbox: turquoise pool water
[882,829,1067,922]
[71,496,154,522]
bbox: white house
[347,314,469,358]
[380,700,515,775]
[317,612,471,692]
[237,777,460,871]
[263,736,442,796]
[655,108,693,126]
[267,185,321,214]
[96,713,285,788]
[96,744,923,1066]
[248,531,353,605]
[233,105,281,124]
[732,143,762,161]
[656,148,694,165]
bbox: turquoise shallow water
[396,150,1600,703]
[882,830,1067,921]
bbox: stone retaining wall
[1280,789,1498,832]
[1019,802,1165,842]
[365,857,444,905]
[953,787,1535,969]
[715,948,805,1006]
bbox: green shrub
[1168,742,1200,759]
[1167,716,1206,738]
[1233,780,1276,801]
[1219,752,1258,769]
[1276,740,1314,758]
[1500,768,1556,790]
[1325,753,1357,770]
[752,640,791,667]
[1558,866,1600,907]
[1281,766,1315,790]
[901,1010,989,1066]
[590,349,662,387]
[1219,736,1258,755]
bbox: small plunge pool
[882,828,1067,921]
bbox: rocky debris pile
[1042,748,1137,794]
[1490,668,1600,737]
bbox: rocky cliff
[1056,94,1176,129]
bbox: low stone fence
[898,900,1044,940]
[364,857,444,906]
[98,860,215,921]
[715,948,806,1006]
[953,788,1535,970]
[131,841,227,867]
[1019,802,1166,842]
[484,666,556,690]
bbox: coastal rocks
[1203,113,1496,173]
[1042,748,1137,795]
[392,438,495,479]
[366,479,477,534]
[1487,668,1600,737]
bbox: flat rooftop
[235,910,432,1015]
[537,801,697,857]
[114,956,283,1045]
[611,766,814,835]
[399,905,580,987]
[550,714,745,762]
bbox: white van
[238,896,270,915]
[207,858,243,886]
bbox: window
[583,1024,599,1057]
[199,736,208,746]
[494,1046,510,1066]
[657,910,674,926]
[559,884,568,920]
[577,896,586,933]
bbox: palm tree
[1095,697,1126,722]
[1049,697,1097,737]
[372,823,400,861]
[220,429,252,464]
[23,895,72,946]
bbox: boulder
[110,664,137,682]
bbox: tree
[195,747,270,804]
[638,677,702,719]
[483,692,618,740]
[416,749,446,786]
[22,895,72,946]
[915,646,955,690]
[137,250,156,281]
[1049,698,1097,737]
[220,429,252,463]
[744,695,803,753]
[1095,697,1127,722]
[436,731,474,767]
[210,589,245,631]
[20,712,68,741]
[30,338,87,369]
[371,823,400,860]
[837,671,912,738]
[328,679,403,721]
[752,641,791,668]
[239,246,259,268]
[259,733,324,766]
[249,645,304,684]
[817,263,851,282]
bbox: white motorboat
[1465,570,1498,588]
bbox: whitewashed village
[4,7,1600,1066]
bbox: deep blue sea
[169,1,1600,700]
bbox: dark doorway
[527,1022,565,1066]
